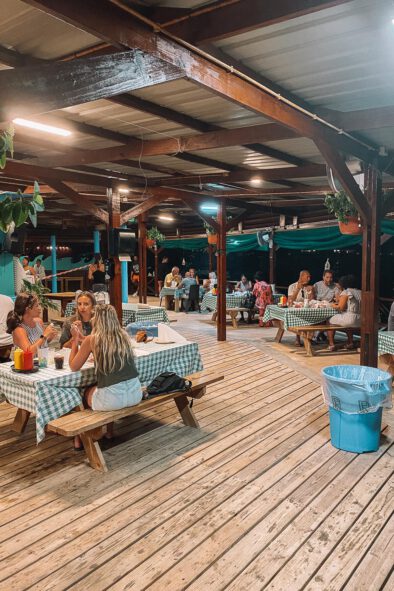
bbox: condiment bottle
[23,350,33,371]
[282,296,287,305]
[14,348,24,370]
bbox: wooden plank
[0,50,182,121]
[44,179,108,224]
[174,395,200,428]
[23,0,375,162]
[11,409,31,434]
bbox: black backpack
[146,372,192,397]
[242,292,256,309]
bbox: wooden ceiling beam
[120,193,170,225]
[150,164,326,187]
[0,49,183,121]
[43,179,109,223]
[22,0,373,162]
[314,138,370,221]
[162,0,354,44]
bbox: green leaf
[2,202,13,225]
[28,208,37,227]
[0,218,9,232]
[12,200,27,227]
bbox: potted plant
[21,279,58,312]
[204,222,218,244]
[324,191,363,235]
[0,181,44,233]
[146,226,165,248]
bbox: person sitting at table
[314,270,340,342]
[59,291,96,348]
[0,293,14,362]
[88,254,106,292]
[314,270,340,303]
[252,271,273,327]
[164,266,182,287]
[179,271,197,296]
[327,274,361,351]
[7,293,58,355]
[235,274,252,293]
[189,267,200,284]
[288,270,315,306]
[69,304,142,450]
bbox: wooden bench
[47,370,223,472]
[288,324,360,357]
[211,307,256,328]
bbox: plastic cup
[54,355,64,370]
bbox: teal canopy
[162,233,268,252]
[162,220,394,252]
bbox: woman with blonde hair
[59,291,96,348]
[69,304,142,449]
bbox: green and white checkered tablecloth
[263,304,339,330]
[201,293,245,312]
[122,307,169,326]
[159,287,184,299]
[378,331,394,355]
[0,341,202,443]
[65,302,169,326]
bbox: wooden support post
[107,188,122,322]
[269,229,276,285]
[154,247,163,296]
[360,164,382,367]
[138,214,147,304]
[208,244,213,273]
[217,200,226,341]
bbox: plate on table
[11,362,39,374]
[154,338,175,345]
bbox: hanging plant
[146,226,165,247]
[0,181,44,233]
[324,190,362,235]
[0,126,14,169]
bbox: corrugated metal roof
[215,0,394,112]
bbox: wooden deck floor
[0,327,393,590]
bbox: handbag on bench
[146,372,192,397]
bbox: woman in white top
[7,293,58,354]
[327,275,361,351]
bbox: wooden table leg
[212,311,217,323]
[174,395,200,428]
[229,310,238,329]
[12,408,31,434]
[174,297,180,313]
[302,332,315,357]
[80,431,108,472]
[273,320,285,343]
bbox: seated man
[288,270,314,306]
[314,270,340,303]
[314,270,340,342]
[179,271,197,296]
[288,270,315,346]
[164,266,182,288]
[389,301,394,331]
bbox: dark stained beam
[314,138,370,221]
[1,159,117,188]
[149,164,326,187]
[35,123,298,169]
[120,194,170,225]
[163,0,354,44]
[44,179,109,224]
[0,49,183,121]
[22,0,374,162]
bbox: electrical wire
[109,0,378,154]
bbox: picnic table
[43,291,76,322]
[159,287,185,312]
[201,292,245,312]
[64,302,169,326]
[263,304,339,342]
[0,340,203,443]
[378,331,394,375]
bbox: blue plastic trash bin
[321,365,392,453]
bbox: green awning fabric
[162,233,268,252]
[162,220,394,253]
